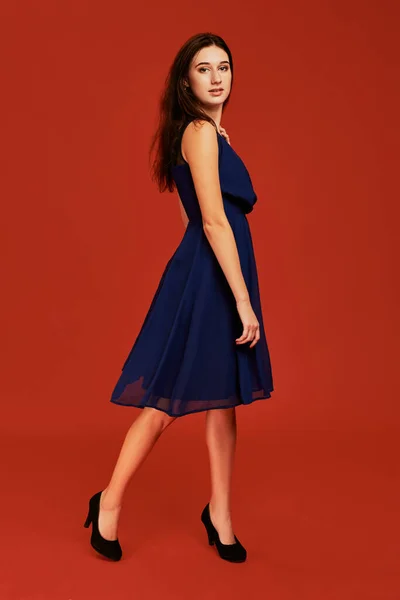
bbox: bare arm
[182,120,249,303]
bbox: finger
[245,327,257,344]
[249,327,260,348]
[236,326,255,344]
[236,330,247,344]
[236,326,250,343]
[242,326,257,344]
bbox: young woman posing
[83,32,274,564]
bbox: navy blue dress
[110,128,274,417]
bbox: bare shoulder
[185,119,216,136]
[182,120,218,164]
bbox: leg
[205,407,237,544]
[99,407,176,540]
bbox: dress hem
[109,391,273,418]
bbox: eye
[198,65,229,73]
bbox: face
[185,45,232,107]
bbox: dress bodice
[172,132,258,224]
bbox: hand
[219,126,231,145]
[235,298,260,348]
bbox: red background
[1,1,399,599]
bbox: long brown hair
[148,32,234,193]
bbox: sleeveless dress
[110,128,274,417]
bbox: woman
[84,32,274,563]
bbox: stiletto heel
[83,510,92,528]
[84,491,122,561]
[201,503,247,563]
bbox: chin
[203,96,225,106]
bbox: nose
[211,69,222,85]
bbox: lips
[209,88,223,92]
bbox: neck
[201,105,223,132]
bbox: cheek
[192,78,208,93]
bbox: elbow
[202,215,229,233]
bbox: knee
[142,407,177,430]
[209,406,236,419]
[206,406,236,426]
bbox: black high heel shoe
[201,503,247,563]
[84,491,122,561]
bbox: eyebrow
[195,60,230,67]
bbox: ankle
[209,501,232,521]
[101,488,122,511]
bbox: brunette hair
[148,32,234,193]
